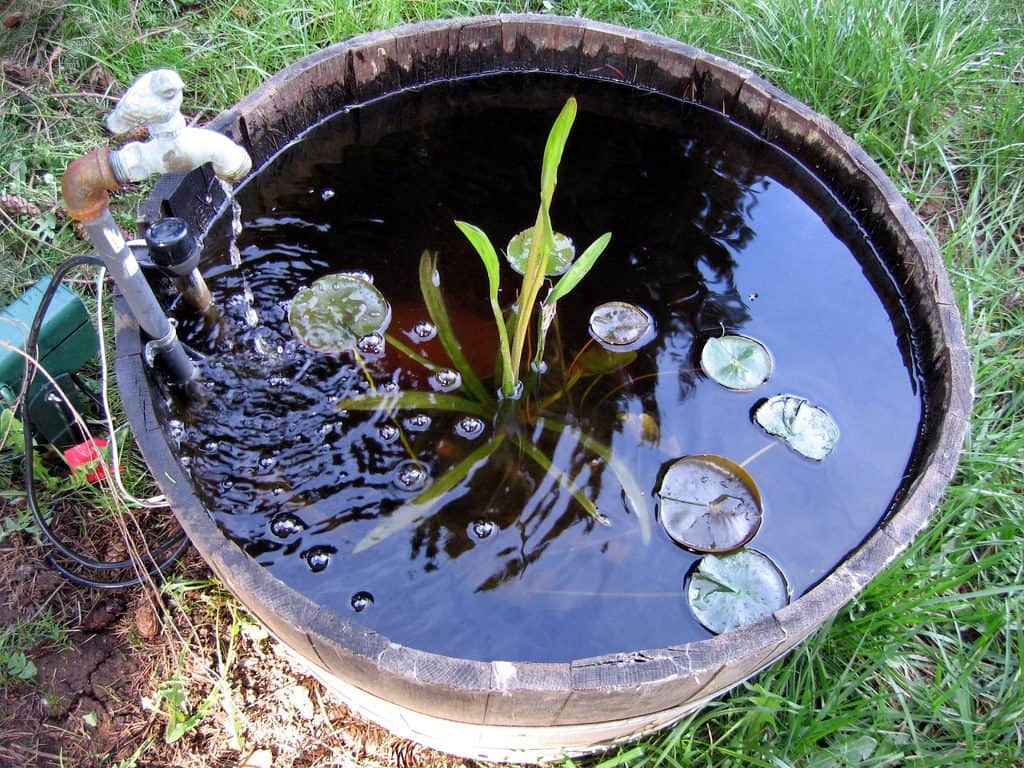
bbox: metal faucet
[62,69,253,387]
[105,69,251,184]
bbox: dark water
[170,73,924,663]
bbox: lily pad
[755,394,839,461]
[658,454,762,553]
[589,302,655,350]
[700,334,772,391]
[686,549,789,634]
[506,227,575,276]
[289,273,391,353]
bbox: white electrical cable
[96,264,168,509]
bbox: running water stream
[220,178,258,328]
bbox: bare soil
[0,533,472,768]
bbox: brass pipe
[61,148,121,223]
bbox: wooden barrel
[120,15,971,762]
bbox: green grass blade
[540,96,578,207]
[336,391,489,419]
[454,220,514,395]
[384,333,439,372]
[539,418,651,543]
[353,435,505,553]
[546,232,612,306]
[418,250,493,403]
[517,434,609,526]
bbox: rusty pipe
[61,148,121,223]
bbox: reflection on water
[170,73,923,663]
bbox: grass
[1,0,1021,765]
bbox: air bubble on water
[430,368,461,392]
[412,320,436,341]
[378,424,399,442]
[179,456,192,468]
[350,591,374,612]
[356,331,385,355]
[471,520,496,539]
[405,413,431,431]
[302,546,333,573]
[200,439,219,454]
[531,360,549,375]
[218,479,233,491]
[258,455,277,470]
[381,381,399,393]
[168,420,185,440]
[394,460,428,491]
[270,513,307,538]
[321,188,335,201]
[455,416,485,440]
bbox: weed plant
[0,0,1021,765]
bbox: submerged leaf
[589,301,655,350]
[658,454,762,553]
[336,391,489,419]
[686,549,789,634]
[288,274,390,353]
[506,227,575,276]
[353,436,506,553]
[754,394,839,461]
[575,344,637,376]
[700,334,772,391]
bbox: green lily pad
[700,334,772,391]
[288,273,391,353]
[506,227,575,276]
[658,454,762,553]
[686,549,789,634]
[589,302,655,350]
[754,394,839,461]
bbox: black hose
[18,255,190,589]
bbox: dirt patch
[0,534,473,768]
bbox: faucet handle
[106,69,185,136]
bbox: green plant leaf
[336,390,490,419]
[288,273,391,353]
[540,96,578,206]
[686,549,790,634]
[700,334,773,391]
[517,435,608,526]
[454,221,514,394]
[658,454,763,553]
[354,435,506,553]
[754,394,839,460]
[418,251,492,403]
[506,227,575,276]
[546,232,611,306]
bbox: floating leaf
[506,227,575,276]
[288,274,390,353]
[700,334,772,391]
[686,549,789,634]
[754,394,839,461]
[589,302,655,350]
[658,454,762,553]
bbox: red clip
[62,438,110,483]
